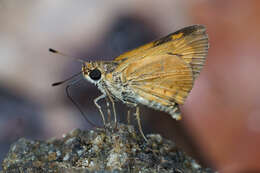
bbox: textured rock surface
[1,123,215,173]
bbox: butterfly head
[82,62,105,84]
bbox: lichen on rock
[1,123,215,173]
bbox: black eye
[89,68,101,80]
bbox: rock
[1,123,215,173]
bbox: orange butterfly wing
[113,25,208,105]
[123,54,193,105]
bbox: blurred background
[0,0,260,172]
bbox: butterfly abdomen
[135,95,181,120]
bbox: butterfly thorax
[81,61,136,104]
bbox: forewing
[125,54,193,105]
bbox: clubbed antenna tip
[48,48,85,63]
[49,48,58,53]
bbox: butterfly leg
[104,88,117,124]
[105,97,111,122]
[124,101,137,124]
[127,109,131,125]
[94,94,106,125]
[135,106,148,142]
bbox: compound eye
[89,68,101,80]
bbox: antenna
[49,48,85,63]
[51,71,82,86]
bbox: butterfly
[51,25,209,141]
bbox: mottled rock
[1,123,215,173]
